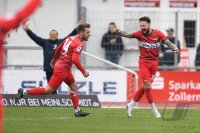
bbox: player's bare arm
[117,30,134,38]
[164,39,179,53]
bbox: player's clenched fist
[83,71,89,77]
[173,48,180,54]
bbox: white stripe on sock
[150,103,159,113]
[75,107,80,113]
[23,90,27,95]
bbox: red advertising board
[170,0,198,8]
[137,71,200,103]
[124,0,160,7]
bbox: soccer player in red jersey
[15,23,91,117]
[117,16,179,118]
[0,0,41,132]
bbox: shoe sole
[75,113,90,117]
[155,115,161,119]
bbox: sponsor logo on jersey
[139,41,160,49]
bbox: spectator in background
[23,23,78,94]
[195,43,200,71]
[101,22,124,64]
[159,27,180,67]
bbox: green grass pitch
[3,107,200,133]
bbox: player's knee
[45,89,52,94]
[72,86,78,92]
[45,85,55,94]
[70,83,78,92]
[143,81,151,89]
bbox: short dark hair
[109,22,116,26]
[50,29,58,35]
[139,16,151,24]
[77,23,91,33]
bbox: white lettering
[169,80,200,92]
[169,92,200,102]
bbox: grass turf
[3,107,200,133]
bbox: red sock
[27,87,46,95]
[145,89,153,104]
[70,92,79,109]
[133,87,145,102]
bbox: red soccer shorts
[48,65,75,89]
[139,60,158,83]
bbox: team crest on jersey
[76,46,82,53]
[151,37,159,41]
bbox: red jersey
[0,1,41,132]
[55,35,84,71]
[133,29,167,61]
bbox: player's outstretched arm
[164,39,179,53]
[1,0,41,31]
[117,30,134,38]
[16,0,42,23]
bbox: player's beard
[82,36,89,41]
[142,28,150,35]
